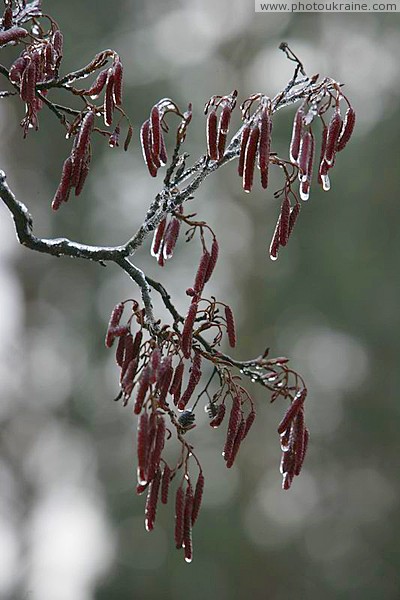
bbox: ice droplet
[270,254,278,262]
[144,519,151,532]
[299,188,309,201]
[322,174,331,191]
[137,469,147,486]
[184,556,193,563]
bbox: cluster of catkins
[277,389,309,490]
[140,100,170,177]
[51,55,124,209]
[205,89,238,163]
[202,87,356,261]
[5,21,63,134]
[1,3,129,208]
[104,221,272,560]
[204,91,274,193]
[289,99,356,198]
[150,206,182,266]
[268,98,356,260]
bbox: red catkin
[105,303,124,347]
[74,161,88,195]
[161,465,171,504]
[157,357,174,408]
[0,26,28,46]
[204,237,219,283]
[191,473,204,525]
[120,335,134,378]
[290,106,304,163]
[140,119,157,177]
[51,157,73,210]
[217,105,231,159]
[318,125,328,185]
[43,44,54,79]
[121,358,138,397]
[21,58,36,104]
[279,196,291,247]
[281,445,294,474]
[226,418,245,468]
[242,126,259,193]
[86,68,108,99]
[170,362,184,402]
[183,484,194,563]
[149,347,161,383]
[224,305,236,348]
[104,69,114,127]
[324,110,342,165]
[269,216,281,261]
[178,352,202,411]
[175,486,185,549]
[298,131,312,178]
[259,108,271,189]
[238,125,251,178]
[148,416,166,481]
[150,105,161,160]
[75,111,94,163]
[144,467,161,531]
[307,130,315,181]
[112,60,123,106]
[293,410,305,475]
[124,124,133,152]
[145,413,157,468]
[194,250,211,294]
[181,302,198,359]
[277,389,307,434]
[206,109,218,160]
[159,131,167,165]
[337,106,356,152]
[115,335,126,367]
[52,30,63,57]
[288,203,300,238]
[209,403,226,428]
[137,412,149,485]
[242,409,256,440]
[151,218,167,258]
[133,365,151,414]
[9,56,28,84]
[163,217,181,260]
[294,427,309,476]
[131,330,143,360]
[223,396,242,464]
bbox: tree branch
[0,170,158,327]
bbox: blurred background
[1,1,400,599]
